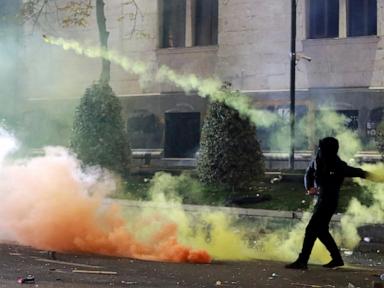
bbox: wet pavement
[0,243,383,288]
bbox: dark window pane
[309,0,339,39]
[164,112,200,158]
[310,0,325,37]
[349,0,365,36]
[195,0,218,46]
[327,0,339,37]
[367,0,377,35]
[161,0,186,48]
[348,0,377,37]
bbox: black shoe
[285,260,308,270]
[322,259,344,268]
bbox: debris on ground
[270,175,283,184]
[32,257,102,268]
[72,269,117,275]
[347,283,355,288]
[17,275,35,284]
[290,283,335,288]
[215,280,222,286]
[268,272,279,280]
[363,237,371,243]
[49,268,68,274]
[121,280,138,285]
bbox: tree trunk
[96,0,110,83]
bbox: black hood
[317,137,339,161]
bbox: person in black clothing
[285,137,369,270]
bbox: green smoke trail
[268,108,362,160]
[42,36,364,157]
[42,35,149,75]
[43,35,278,128]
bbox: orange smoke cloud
[0,145,210,264]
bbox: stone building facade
[18,0,384,151]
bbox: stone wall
[21,0,384,97]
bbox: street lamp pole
[289,0,297,170]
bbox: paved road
[0,243,383,288]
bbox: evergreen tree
[376,122,384,160]
[197,99,264,193]
[71,82,131,177]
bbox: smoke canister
[17,275,35,284]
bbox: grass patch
[338,180,373,212]
[112,173,373,213]
[240,180,310,211]
[237,179,370,213]
[113,175,152,200]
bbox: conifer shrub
[376,121,384,159]
[71,82,131,177]
[197,100,264,194]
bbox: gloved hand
[306,187,319,196]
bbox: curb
[105,198,341,221]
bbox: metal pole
[289,0,297,170]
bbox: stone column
[339,0,347,38]
[297,0,307,48]
[185,0,195,47]
[377,0,384,36]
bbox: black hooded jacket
[304,137,367,209]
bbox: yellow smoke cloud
[311,109,361,160]
[118,162,384,263]
[338,163,384,249]
[178,208,330,263]
[136,172,331,263]
[318,111,362,161]
[365,163,384,183]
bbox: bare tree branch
[22,0,94,28]
[23,0,141,33]
[121,0,144,39]
[22,0,142,83]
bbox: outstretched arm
[343,163,384,182]
[343,163,368,179]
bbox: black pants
[298,204,341,263]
